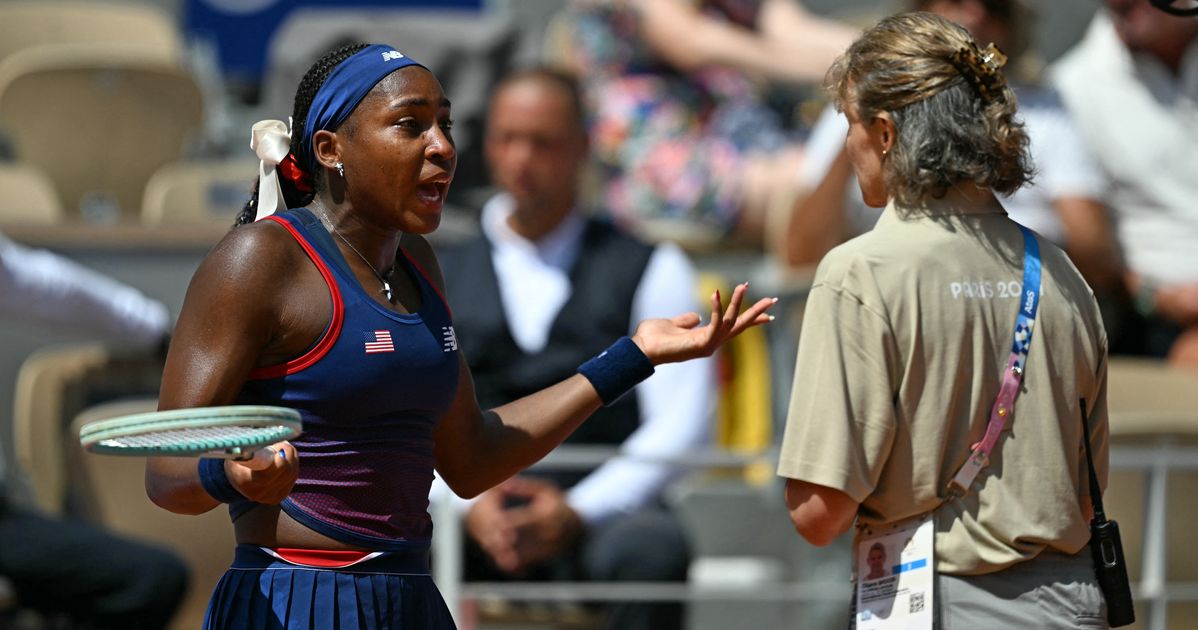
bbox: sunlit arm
[782,148,854,268]
[783,477,859,547]
[433,288,775,499]
[1054,196,1123,296]
[636,0,856,85]
[145,222,302,514]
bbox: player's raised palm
[632,282,776,365]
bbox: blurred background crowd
[0,0,1196,629]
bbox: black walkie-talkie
[1081,398,1135,627]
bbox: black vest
[440,218,655,488]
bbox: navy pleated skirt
[203,545,456,629]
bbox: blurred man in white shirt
[437,67,715,630]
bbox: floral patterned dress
[563,0,795,239]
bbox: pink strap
[947,226,1039,497]
[948,352,1025,496]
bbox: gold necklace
[322,216,395,301]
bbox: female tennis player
[144,43,775,629]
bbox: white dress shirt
[1050,11,1198,285]
[476,193,716,525]
[0,232,170,346]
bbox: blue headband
[301,44,428,173]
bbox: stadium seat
[1105,356,1198,629]
[0,162,64,224]
[141,160,256,226]
[70,399,233,630]
[0,43,204,221]
[10,343,162,515]
[0,1,182,67]
[9,341,228,630]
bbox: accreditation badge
[854,514,934,630]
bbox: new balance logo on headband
[381,50,405,62]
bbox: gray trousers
[938,549,1108,630]
[850,549,1109,629]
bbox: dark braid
[236,42,371,227]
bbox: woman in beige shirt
[777,12,1110,629]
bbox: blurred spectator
[438,67,716,630]
[553,0,857,253]
[784,0,1122,303]
[0,232,186,629]
[1050,0,1198,364]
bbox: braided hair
[235,43,371,227]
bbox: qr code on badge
[909,592,926,614]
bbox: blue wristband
[197,457,247,503]
[577,336,655,405]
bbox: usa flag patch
[364,330,394,354]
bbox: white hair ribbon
[250,118,293,221]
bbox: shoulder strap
[948,225,1042,496]
[1079,397,1107,520]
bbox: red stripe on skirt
[271,547,373,568]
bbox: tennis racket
[79,405,302,470]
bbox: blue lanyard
[1011,224,1041,373]
[949,224,1042,496]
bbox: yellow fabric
[700,272,773,485]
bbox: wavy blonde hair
[826,12,1033,207]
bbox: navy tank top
[232,208,459,551]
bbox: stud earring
[336,162,345,178]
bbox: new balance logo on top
[364,330,394,354]
[441,326,458,352]
[381,50,405,62]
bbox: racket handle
[235,447,280,471]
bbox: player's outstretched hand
[632,282,776,365]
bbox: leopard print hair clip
[951,41,1009,102]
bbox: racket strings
[97,424,294,453]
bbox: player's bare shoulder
[180,218,311,319]
[206,219,306,281]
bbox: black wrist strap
[1080,397,1106,522]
